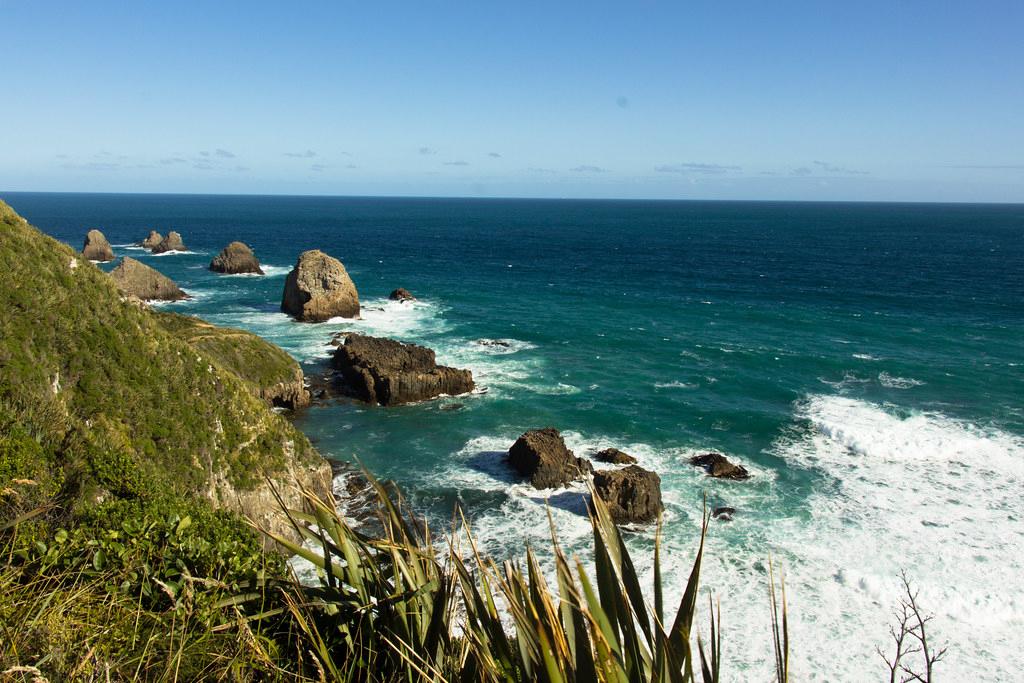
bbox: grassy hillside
[0,199,322,517]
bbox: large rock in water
[690,452,750,480]
[210,241,264,275]
[151,231,186,254]
[281,249,360,321]
[508,428,593,489]
[593,465,663,524]
[332,333,474,405]
[389,287,416,301]
[109,257,188,301]
[140,230,163,249]
[82,229,114,262]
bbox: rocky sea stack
[592,465,663,524]
[281,249,360,322]
[109,257,188,301]
[82,229,114,262]
[332,333,474,405]
[140,230,163,249]
[507,428,593,489]
[389,287,416,301]
[690,452,750,480]
[151,230,186,254]
[210,241,264,275]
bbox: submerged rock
[389,287,416,301]
[594,447,638,465]
[151,230,186,254]
[331,333,474,405]
[507,428,593,489]
[281,249,360,322]
[690,452,750,480]
[109,257,188,301]
[82,229,114,262]
[140,230,163,249]
[592,465,663,524]
[210,241,264,275]
[713,506,736,521]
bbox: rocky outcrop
[82,229,114,262]
[109,257,188,301]
[331,333,474,405]
[594,447,638,465]
[712,506,736,521]
[592,465,663,524]
[210,241,264,275]
[151,230,186,254]
[281,249,360,322]
[140,230,163,249]
[507,428,593,489]
[690,452,750,480]
[389,287,416,301]
[259,367,311,410]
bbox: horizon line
[3,189,1022,207]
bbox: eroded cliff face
[0,199,330,547]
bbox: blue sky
[2,1,1022,201]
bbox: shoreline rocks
[140,230,163,249]
[331,333,474,405]
[389,287,416,301]
[507,428,592,489]
[109,257,188,301]
[151,230,186,254]
[593,465,663,524]
[82,229,114,262]
[281,249,360,322]
[689,452,750,480]
[210,241,264,275]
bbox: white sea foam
[654,380,697,389]
[852,352,878,360]
[878,371,925,388]
[748,396,1024,679]
[260,264,291,277]
[152,249,200,256]
[328,298,449,339]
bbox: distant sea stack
[389,288,416,302]
[151,230,186,254]
[140,230,163,249]
[281,249,359,321]
[332,333,474,405]
[592,465,663,524]
[109,257,188,301]
[82,229,114,262]
[210,241,264,275]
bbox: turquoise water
[8,192,1024,680]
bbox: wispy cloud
[812,160,869,175]
[159,157,187,165]
[215,148,236,159]
[419,146,437,155]
[570,165,608,173]
[310,163,328,172]
[199,151,210,157]
[946,163,1024,170]
[444,160,469,166]
[791,166,813,176]
[655,162,741,174]
[61,161,122,171]
[616,95,630,109]
[233,165,249,172]
[285,149,317,158]
[488,152,502,158]
[192,159,214,171]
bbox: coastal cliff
[0,199,330,545]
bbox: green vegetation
[154,312,303,395]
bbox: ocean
[7,191,1023,680]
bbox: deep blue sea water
[6,192,1024,680]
